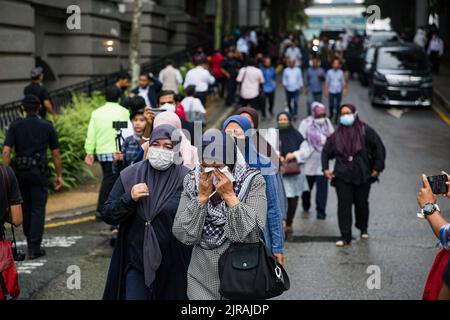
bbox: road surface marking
[45,215,96,229]
[386,108,410,118]
[16,236,83,248]
[432,105,450,126]
[16,260,47,275]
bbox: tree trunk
[129,0,142,89]
[214,0,223,51]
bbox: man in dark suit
[131,72,162,108]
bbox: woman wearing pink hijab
[142,111,198,169]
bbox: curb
[433,87,450,114]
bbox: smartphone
[427,175,449,195]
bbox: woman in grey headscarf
[173,131,267,300]
[101,124,192,300]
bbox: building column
[415,0,429,29]
[248,0,261,26]
[238,0,248,26]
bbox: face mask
[160,103,176,113]
[340,114,356,127]
[314,118,326,125]
[205,167,236,185]
[278,123,290,131]
[148,147,174,171]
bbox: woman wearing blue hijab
[223,115,285,266]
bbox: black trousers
[302,175,328,218]
[17,175,48,252]
[334,179,371,243]
[263,91,275,115]
[240,95,265,117]
[429,51,441,74]
[225,78,237,106]
[97,162,119,213]
[195,91,209,106]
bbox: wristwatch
[417,203,440,219]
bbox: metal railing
[0,41,213,129]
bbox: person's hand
[198,171,214,204]
[442,171,450,198]
[371,170,379,178]
[324,170,334,180]
[273,253,285,267]
[131,183,150,202]
[417,174,437,208]
[114,152,123,162]
[144,107,156,125]
[285,153,296,162]
[54,175,63,191]
[323,90,328,98]
[213,169,238,206]
[343,88,348,97]
[84,154,94,166]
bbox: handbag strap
[0,166,11,240]
[0,167,18,249]
[0,271,12,300]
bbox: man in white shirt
[282,59,304,118]
[236,58,265,113]
[284,40,302,67]
[159,59,183,93]
[183,61,215,105]
[237,35,250,60]
[427,31,444,74]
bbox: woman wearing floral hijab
[286,102,334,220]
[322,104,385,247]
[173,131,267,300]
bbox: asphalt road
[13,79,450,300]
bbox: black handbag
[218,240,290,300]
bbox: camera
[112,121,128,131]
[12,246,26,262]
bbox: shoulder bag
[218,233,290,300]
[0,167,20,300]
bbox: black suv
[369,42,432,107]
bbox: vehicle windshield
[377,48,428,71]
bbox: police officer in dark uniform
[2,95,63,259]
[24,67,57,122]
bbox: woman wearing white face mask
[100,125,192,300]
[285,102,334,220]
[321,104,386,247]
[173,131,267,300]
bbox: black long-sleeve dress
[101,178,192,300]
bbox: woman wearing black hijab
[100,124,192,300]
[322,104,385,247]
[277,112,306,240]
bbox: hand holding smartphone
[427,174,449,195]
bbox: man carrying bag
[0,166,23,300]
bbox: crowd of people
[1,25,449,301]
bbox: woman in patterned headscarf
[173,130,267,300]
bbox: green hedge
[1,92,105,192]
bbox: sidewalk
[45,95,235,222]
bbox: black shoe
[29,249,46,260]
[317,214,327,220]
